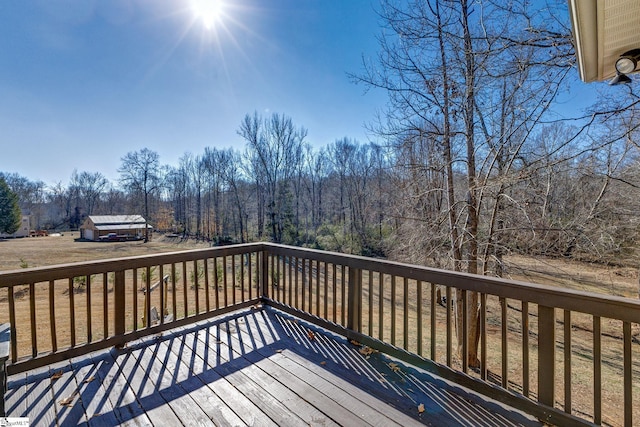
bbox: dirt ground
[0,233,214,272]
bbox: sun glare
[191,0,224,29]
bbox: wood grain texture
[6,307,542,426]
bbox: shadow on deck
[5,307,540,426]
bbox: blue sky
[0,0,387,185]
[0,0,607,187]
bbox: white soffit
[568,0,640,82]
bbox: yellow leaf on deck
[388,362,401,372]
[51,370,64,380]
[418,403,425,413]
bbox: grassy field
[2,233,637,296]
[1,233,638,426]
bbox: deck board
[6,307,542,426]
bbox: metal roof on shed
[88,215,146,225]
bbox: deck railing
[1,242,639,426]
[0,244,264,374]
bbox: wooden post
[538,305,555,407]
[114,270,126,337]
[347,267,362,332]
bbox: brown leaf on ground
[418,403,425,414]
[359,346,378,356]
[388,362,401,373]
[276,349,283,353]
[320,361,327,365]
[307,330,316,341]
[84,376,95,384]
[59,390,79,407]
[349,340,361,346]
[51,370,64,380]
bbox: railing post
[538,305,555,407]
[347,267,362,332]
[261,249,269,300]
[114,270,126,337]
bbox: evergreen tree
[0,177,21,234]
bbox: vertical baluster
[182,261,189,316]
[159,265,165,323]
[500,296,507,388]
[379,273,384,341]
[68,278,76,347]
[368,271,374,337]
[171,264,178,319]
[194,260,200,314]
[204,259,210,312]
[308,260,313,313]
[403,277,409,351]
[309,260,319,314]
[563,310,571,412]
[417,280,422,356]
[480,293,487,380]
[593,316,601,425]
[8,287,17,362]
[103,272,108,337]
[223,256,228,307]
[249,253,254,301]
[133,269,138,331]
[302,260,307,312]
[295,257,300,309]
[49,280,57,352]
[240,254,245,303]
[86,275,92,342]
[232,255,237,306]
[270,254,275,302]
[315,260,321,316]
[391,276,396,346]
[462,290,468,374]
[323,262,329,319]
[332,264,337,322]
[430,283,436,361]
[213,258,220,310]
[29,283,37,357]
[446,286,452,367]
[288,256,293,307]
[623,321,632,427]
[522,302,530,397]
[340,265,346,326]
[146,266,152,326]
[277,255,282,303]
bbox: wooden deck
[4,307,541,426]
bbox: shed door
[84,229,94,240]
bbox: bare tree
[118,148,163,242]
[238,112,306,243]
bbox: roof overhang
[568,0,640,83]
